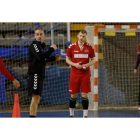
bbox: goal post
[86,25,140,110]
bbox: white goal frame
[86,25,140,110]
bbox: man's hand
[12,79,20,88]
[81,64,87,69]
[55,54,61,61]
[74,62,82,69]
[134,69,138,75]
[51,44,57,50]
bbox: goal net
[86,25,140,110]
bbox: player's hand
[55,54,61,61]
[134,69,138,75]
[74,62,82,69]
[51,44,57,50]
[12,79,20,88]
[81,64,87,69]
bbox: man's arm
[30,44,57,60]
[0,57,20,88]
[66,44,82,69]
[82,58,95,69]
[66,57,82,69]
[47,56,56,62]
[0,57,15,81]
[134,54,140,74]
[12,79,20,88]
[81,45,95,69]
[47,54,61,62]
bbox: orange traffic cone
[12,94,21,118]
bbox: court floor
[0,110,140,117]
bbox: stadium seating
[0,23,18,31]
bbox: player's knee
[32,95,40,104]
[36,97,40,104]
[81,92,88,98]
[82,97,89,110]
[69,98,76,108]
[36,98,40,104]
[71,93,78,98]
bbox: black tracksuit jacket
[28,40,56,78]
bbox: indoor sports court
[1,110,140,117]
[1,22,140,118]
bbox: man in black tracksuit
[28,28,60,117]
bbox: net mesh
[98,31,140,108]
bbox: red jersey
[0,57,15,81]
[138,44,140,53]
[66,42,95,77]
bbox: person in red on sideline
[0,56,20,88]
[134,44,140,111]
[66,30,95,118]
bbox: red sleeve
[66,45,72,58]
[138,44,140,53]
[0,57,15,81]
[134,54,140,69]
[89,45,95,58]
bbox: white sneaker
[138,106,140,111]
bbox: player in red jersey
[134,44,140,110]
[66,30,95,117]
[0,57,20,88]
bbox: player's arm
[0,57,20,88]
[134,44,140,74]
[30,44,57,60]
[66,57,82,69]
[47,54,61,62]
[12,79,20,89]
[66,45,82,69]
[82,58,95,69]
[82,46,95,69]
[134,54,140,74]
[66,57,76,67]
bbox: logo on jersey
[74,50,79,52]
[33,44,39,52]
[74,54,88,58]
[34,74,38,90]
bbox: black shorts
[28,74,44,97]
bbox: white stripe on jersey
[33,44,39,52]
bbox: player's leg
[28,74,43,117]
[69,76,80,117]
[69,93,78,117]
[138,75,140,110]
[80,76,91,118]
[81,92,89,118]
[30,94,40,117]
